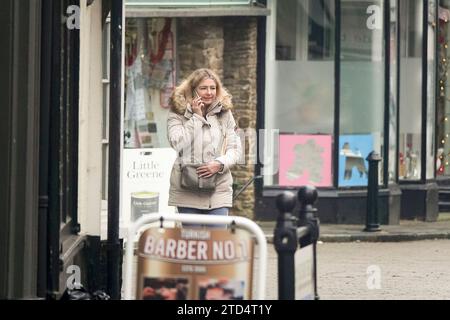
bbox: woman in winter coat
[167,68,242,226]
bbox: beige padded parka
[167,91,242,210]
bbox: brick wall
[178,17,258,219]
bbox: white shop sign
[121,148,177,230]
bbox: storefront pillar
[400,183,439,222]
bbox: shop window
[126,0,252,6]
[122,18,178,227]
[388,0,399,184]
[437,2,450,176]
[265,0,335,187]
[339,0,385,187]
[124,18,176,149]
[399,0,423,181]
[59,0,80,233]
[426,0,437,180]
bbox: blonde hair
[174,68,232,105]
[169,68,234,114]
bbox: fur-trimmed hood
[169,86,233,116]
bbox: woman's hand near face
[192,97,204,116]
[197,161,222,178]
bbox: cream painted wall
[78,0,104,236]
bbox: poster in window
[338,134,373,187]
[136,228,254,300]
[279,134,332,187]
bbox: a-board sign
[136,227,254,300]
[295,244,315,300]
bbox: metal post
[38,0,53,298]
[107,0,123,300]
[274,192,298,300]
[365,151,382,232]
[297,186,320,300]
[233,175,263,202]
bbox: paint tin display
[131,192,159,221]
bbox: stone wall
[177,17,258,219]
[223,18,258,219]
[178,18,224,79]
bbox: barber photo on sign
[166,68,242,228]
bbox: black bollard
[297,186,319,245]
[364,151,382,232]
[297,186,320,300]
[274,191,298,300]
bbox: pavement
[258,213,450,243]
